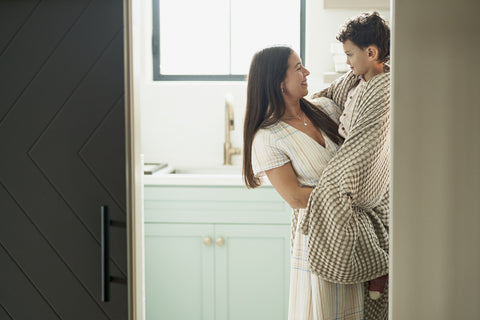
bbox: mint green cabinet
[144,185,292,320]
[214,224,290,320]
[145,223,215,319]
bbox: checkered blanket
[299,70,390,285]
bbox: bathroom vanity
[143,172,291,320]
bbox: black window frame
[152,0,306,81]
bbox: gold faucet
[224,95,241,165]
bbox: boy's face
[343,39,371,77]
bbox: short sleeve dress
[251,98,364,320]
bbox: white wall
[391,0,480,319]
[133,0,389,168]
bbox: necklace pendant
[304,122,307,126]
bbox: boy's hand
[311,87,329,99]
[311,91,323,99]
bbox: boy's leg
[364,280,388,320]
[369,274,388,300]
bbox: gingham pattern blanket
[299,70,390,285]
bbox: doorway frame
[124,0,145,319]
[123,1,396,319]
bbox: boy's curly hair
[337,12,390,63]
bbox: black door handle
[101,205,110,302]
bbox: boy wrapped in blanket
[301,12,391,320]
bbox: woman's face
[343,39,371,76]
[281,52,310,99]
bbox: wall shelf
[323,71,345,84]
[324,0,390,9]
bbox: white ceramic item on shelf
[330,43,349,73]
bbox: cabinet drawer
[144,185,291,224]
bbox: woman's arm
[265,162,313,209]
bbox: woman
[243,46,364,320]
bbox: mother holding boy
[242,12,390,320]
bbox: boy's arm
[308,97,342,124]
[311,86,331,99]
[310,71,359,107]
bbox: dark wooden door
[0,0,128,319]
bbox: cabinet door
[145,224,215,320]
[215,224,291,320]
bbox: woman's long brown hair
[243,46,344,188]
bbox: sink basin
[144,165,244,186]
[171,166,241,175]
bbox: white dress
[252,100,364,320]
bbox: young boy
[300,11,391,320]
[333,11,390,300]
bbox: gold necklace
[283,110,307,126]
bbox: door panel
[0,234,64,320]
[0,0,128,319]
[0,0,40,55]
[0,183,114,319]
[0,0,90,121]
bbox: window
[152,0,305,81]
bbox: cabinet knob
[203,237,213,246]
[216,237,225,246]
